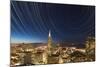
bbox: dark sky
[11,1,95,43]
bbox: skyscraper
[47,30,52,55]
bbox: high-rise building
[23,51,32,65]
[85,36,95,52]
[47,30,52,55]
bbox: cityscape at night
[10,1,95,66]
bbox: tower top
[49,30,51,37]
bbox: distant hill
[11,42,85,48]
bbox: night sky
[11,1,95,43]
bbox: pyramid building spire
[47,30,52,55]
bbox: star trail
[11,1,95,43]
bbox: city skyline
[10,1,95,66]
[11,1,95,43]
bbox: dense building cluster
[10,31,95,66]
